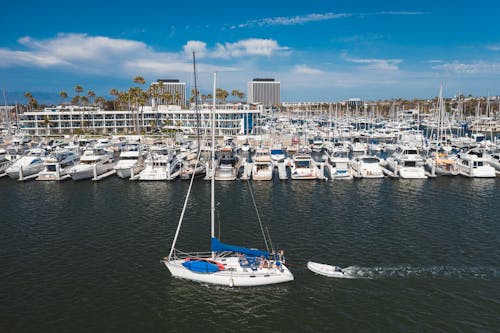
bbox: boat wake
[338,265,499,280]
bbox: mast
[211,72,216,259]
[192,52,200,147]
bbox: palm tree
[74,85,83,106]
[162,91,172,105]
[132,76,146,133]
[216,88,228,103]
[43,115,52,136]
[110,88,119,110]
[87,90,96,106]
[231,89,239,100]
[95,96,106,109]
[71,96,80,105]
[59,91,68,105]
[133,76,146,86]
[190,88,199,104]
[24,92,38,111]
[174,91,181,106]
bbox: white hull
[115,163,144,179]
[164,257,294,287]
[70,162,115,180]
[252,164,273,181]
[307,261,347,278]
[7,164,44,179]
[399,167,427,179]
[36,166,73,181]
[291,169,317,180]
[215,165,238,181]
[458,167,496,178]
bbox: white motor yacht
[352,155,384,178]
[6,148,46,179]
[68,147,114,180]
[270,143,286,164]
[488,152,500,173]
[139,147,181,181]
[114,144,146,179]
[290,151,317,180]
[456,149,496,178]
[252,146,273,181]
[326,148,352,180]
[382,145,427,179]
[214,146,240,181]
[36,149,80,181]
[0,148,13,174]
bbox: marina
[1,171,498,331]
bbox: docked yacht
[241,139,251,152]
[36,149,80,181]
[252,146,273,181]
[488,152,500,173]
[270,143,286,164]
[382,146,427,179]
[326,148,353,180]
[68,147,114,180]
[351,155,384,178]
[214,146,240,181]
[6,148,46,179]
[425,152,459,176]
[114,144,146,179]
[139,148,181,181]
[350,137,368,154]
[456,149,496,178]
[290,151,317,180]
[0,148,13,174]
[179,151,206,180]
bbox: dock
[277,161,288,180]
[18,173,39,182]
[92,169,116,181]
[240,161,253,180]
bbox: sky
[1,0,499,102]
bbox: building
[150,79,186,107]
[18,104,262,136]
[247,78,281,106]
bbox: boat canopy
[211,237,269,258]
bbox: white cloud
[342,53,402,71]
[211,38,288,58]
[234,12,351,28]
[0,34,286,77]
[486,44,500,51]
[432,61,500,74]
[291,65,325,75]
[233,11,426,29]
[183,40,207,58]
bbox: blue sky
[1,0,499,102]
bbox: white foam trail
[340,265,499,280]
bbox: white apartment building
[18,104,262,136]
[150,79,186,107]
[247,78,281,106]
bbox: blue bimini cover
[211,238,270,258]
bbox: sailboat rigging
[162,72,294,287]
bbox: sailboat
[162,73,294,287]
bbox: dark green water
[1,176,499,332]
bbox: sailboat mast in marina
[162,73,294,287]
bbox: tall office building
[151,79,186,107]
[247,78,281,106]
